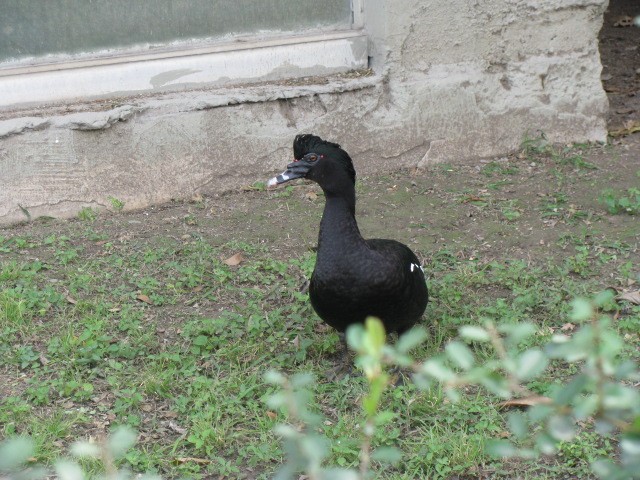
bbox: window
[0,0,367,107]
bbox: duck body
[269,134,428,337]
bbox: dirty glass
[0,0,352,63]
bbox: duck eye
[307,153,318,162]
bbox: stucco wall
[0,0,609,225]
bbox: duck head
[268,134,356,194]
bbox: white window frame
[0,0,367,108]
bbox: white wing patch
[410,263,424,273]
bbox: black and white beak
[267,153,319,187]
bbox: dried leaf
[39,354,49,366]
[175,457,211,465]
[609,120,640,137]
[266,411,277,420]
[65,295,77,305]
[305,191,318,201]
[561,323,576,332]
[192,285,204,293]
[168,421,187,434]
[136,294,153,305]
[498,396,553,409]
[223,253,244,266]
[108,307,121,313]
[617,290,640,305]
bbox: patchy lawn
[1,132,639,479]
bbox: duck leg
[327,332,353,380]
[389,331,412,386]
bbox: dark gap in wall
[598,0,640,129]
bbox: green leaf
[590,459,621,478]
[620,433,640,456]
[486,439,518,458]
[499,322,537,345]
[547,414,576,441]
[603,384,640,410]
[479,373,511,398]
[573,394,599,420]
[0,436,33,472]
[266,392,286,409]
[528,404,554,423]
[319,469,359,480]
[535,432,557,455]
[375,410,396,425]
[70,441,100,458]
[421,359,455,381]
[273,424,297,439]
[516,348,547,381]
[445,341,475,370]
[107,426,137,459]
[193,334,208,346]
[507,411,528,440]
[569,298,593,322]
[55,460,84,480]
[459,326,490,342]
[264,370,286,385]
[594,289,616,308]
[371,446,402,464]
[364,317,386,355]
[346,324,365,351]
[363,374,388,417]
[411,372,432,390]
[553,374,588,406]
[291,373,314,388]
[300,434,329,465]
[600,329,624,359]
[396,327,428,353]
[444,387,461,403]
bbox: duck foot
[326,332,354,381]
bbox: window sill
[0,30,368,109]
[0,68,379,139]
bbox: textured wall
[0,0,609,224]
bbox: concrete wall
[0,0,609,225]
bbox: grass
[1,232,637,478]
[0,138,639,479]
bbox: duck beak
[267,159,311,187]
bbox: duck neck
[317,185,365,255]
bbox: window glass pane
[0,0,352,63]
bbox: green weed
[77,207,97,222]
[599,187,640,215]
[108,196,125,211]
